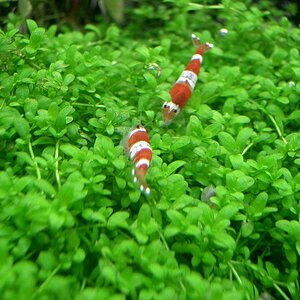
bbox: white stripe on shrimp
[135,158,150,168]
[129,141,151,159]
[129,127,147,138]
[191,54,203,63]
[176,70,198,90]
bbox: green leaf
[14,176,33,193]
[137,203,151,225]
[265,261,279,280]
[37,251,57,271]
[94,135,114,155]
[226,170,254,192]
[171,136,190,151]
[115,176,126,189]
[82,209,106,224]
[213,219,230,232]
[16,151,33,165]
[203,123,223,138]
[229,154,243,169]
[196,104,213,120]
[106,124,114,135]
[49,211,64,231]
[60,144,81,158]
[218,132,238,153]
[213,232,236,250]
[206,141,220,157]
[16,85,30,100]
[64,74,75,85]
[112,157,126,170]
[57,180,86,204]
[165,174,188,198]
[230,115,250,125]
[30,27,45,49]
[26,19,37,33]
[236,127,253,148]
[0,172,11,198]
[287,110,300,120]
[172,195,194,210]
[241,222,254,237]
[55,105,74,131]
[292,67,300,80]
[107,211,130,229]
[32,137,54,146]
[252,192,268,214]
[246,50,266,62]
[46,25,57,38]
[73,248,86,263]
[166,160,186,176]
[48,102,59,122]
[93,175,106,183]
[33,179,56,196]
[217,205,239,220]
[14,117,30,140]
[287,133,300,151]
[148,263,165,279]
[187,115,203,136]
[276,220,300,239]
[143,73,157,89]
[202,251,216,266]
[129,189,140,203]
[200,82,220,100]
[136,46,150,59]
[296,241,300,256]
[272,179,293,196]
[166,210,185,227]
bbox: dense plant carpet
[0,1,300,299]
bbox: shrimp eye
[172,109,178,113]
[163,104,168,108]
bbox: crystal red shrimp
[127,125,152,194]
[162,34,213,125]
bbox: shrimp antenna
[191,33,201,47]
[191,33,214,51]
[136,110,155,129]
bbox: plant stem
[273,282,290,300]
[179,278,186,297]
[0,99,4,111]
[268,115,287,144]
[159,231,170,251]
[55,139,61,188]
[32,264,61,299]
[249,232,267,255]
[13,51,42,70]
[188,3,224,10]
[80,278,87,291]
[28,140,41,179]
[72,103,105,108]
[248,99,287,144]
[228,261,242,285]
[242,142,253,155]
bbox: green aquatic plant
[0,1,300,299]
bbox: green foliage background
[0,0,300,299]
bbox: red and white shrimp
[162,34,214,124]
[127,125,152,195]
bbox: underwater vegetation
[0,0,300,299]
